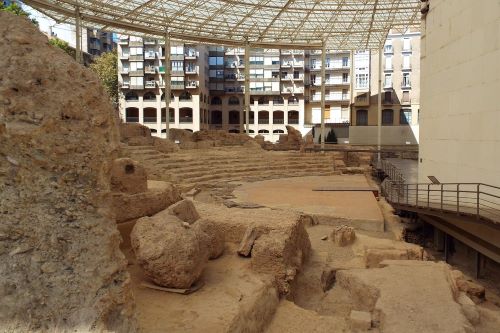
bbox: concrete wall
[349,125,419,145]
[419,0,500,185]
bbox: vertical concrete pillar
[74,6,82,65]
[164,31,171,138]
[244,41,250,134]
[377,46,383,161]
[320,41,326,149]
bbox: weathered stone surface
[111,158,147,194]
[169,128,194,143]
[167,199,200,224]
[151,136,179,153]
[330,225,356,246]
[0,12,136,332]
[285,125,303,144]
[131,214,209,288]
[120,122,152,142]
[111,181,181,223]
[237,225,259,257]
[350,310,372,331]
[194,218,225,259]
[452,270,485,304]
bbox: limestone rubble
[0,12,136,332]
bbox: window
[342,57,349,67]
[400,109,412,125]
[356,74,369,89]
[211,96,222,105]
[249,56,264,65]
[250,69,264,78]
[402,91,410,103]
[384,39,393,53]
[143,91,156,101]
[403,55,411,69]
[228,96,239,105]
[171,61,183,71]
[208,56,224,66]
[385,56,393,70]
[402,73,411,88]
[125,92,138,101]
[170,45,184,55]
[293,70,300,79]
[179,91,192,101]
[384,91,392,103]
[209,70,224,78]
[382,109,394,125]
[403,38,411,51]
[384,74,392,88]
[356,109,368,126]
[342,73,349,83]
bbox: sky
[23,5,77,47]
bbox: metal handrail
[382,180,500,223]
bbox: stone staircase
[121,146,339,190]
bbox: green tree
[90,50,119,108]
[0,2,38,26]
[48,37,75,58]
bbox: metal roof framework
[24,0,421,50]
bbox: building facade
[82,28,114,56]
[350,29,421,145]
[118,32,418,144]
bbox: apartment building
[82,29,114,56]
[350,29,421,145]
[118,33,417,144]
[118,35,210,137]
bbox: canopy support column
[244,41,250,134]
[377,46,383,161]
[320,41,326,149]
[75,6,82,64]
[164,31,171,139]
[349,49,354,125]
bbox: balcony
[224,86,244,93]
[401,81,412,89]
[282,86,304,94]
[185,66,198,74]
[225,73,237,80]
[118,38,128,45]
[186,81,199,88]
[179,117,193,123]
[126,116,139,122]
[129,70,144,76]
[130,85,144,90]
[171,82,185,90]
[145,80,156,88]
[281,62,292,68]
[384,45,393,54]
[225,61,238,68]
[129,41,143,47]
[258,118,269,124]
[144,52,156,60]
[120,68,130,75]
[119,54,129,60]
[129,55,144,61]
[401,63,412,71]
[185,50,198,59]
[144,66,156,74]
[293,62,304,68]
[119,82,130,89]
[144,39,156,45]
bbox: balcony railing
[144,67,156,74]
[144,39,156,45]
[130,85,144,90]
[126,117,139,122]
[258,119,270,124]
[185,67,198,74]
[224,87,244,93]
[185,50,198,58]
[401,81,412,88]
[120,82,130,89]
[171,82,185,89]
[144,52,156,59]
[118,38,128,45]
[273,119,284,124]
[186,81,199,88]
[120,69,130,75]
[129,70,144,76]
[145,81,156,88]
[288,118,299,124]
[129,55,143,61]
[143,117,157,123]
[119,54,129,59]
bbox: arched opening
[179,91,192,101]
[228,129,239,133]
[288,110,299,124]
[143,91,156,101]
[150,128,157,133]
[143,107,157,123]
[211,96,222,105]
[273,111,284,124]
[179,107,193,123]
[160,92,174,101]
[258,129,269,134]
[246,129,255,134]
[229,110,240,124]
[125,107,139,122]
[243,111,255,124]
[273,129,285,134]
[258,96,269,105]
[228,96,240,105]
[211,110,222,124]
[356,109,368,126]
[288,96,299,105]
[258,111,269,124]
[161,107,175,122]
[250,97,255,104]
[125,92,138,101]
[273,96,284,105]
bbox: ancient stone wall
[0,12,136,332]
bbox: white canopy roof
[25,0,421,49]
